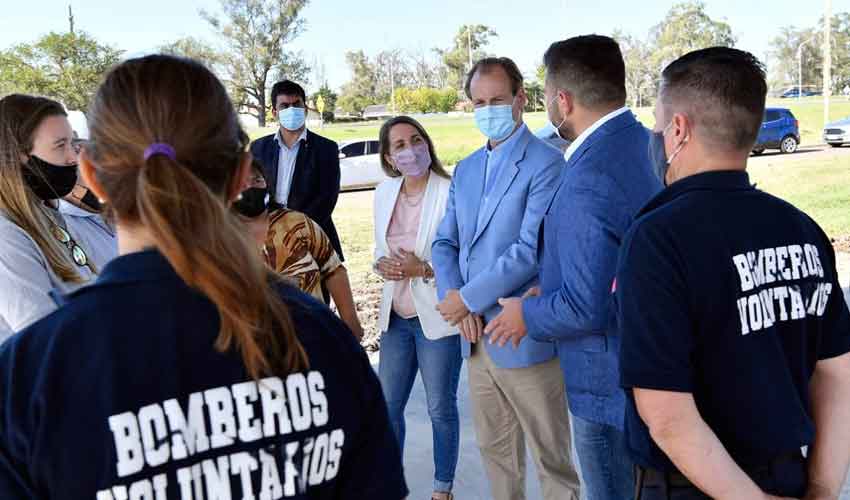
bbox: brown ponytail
[87,54,307,378]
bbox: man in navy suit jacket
[250,80,343,260]
[486,36,662,500]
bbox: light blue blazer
[432,125,563,368]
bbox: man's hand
[484,297,527,348]
[458,314,483,344]
[436,289,469,325]
[374,256,403,281]
[522,286,541,299]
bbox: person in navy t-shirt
[0,55,408,500]
[617,47,850,499]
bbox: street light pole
[797,37,815,101]
[824,0,832,126]
[467,25,473,70]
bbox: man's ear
[671,112,691,143]
[559,90,576,118]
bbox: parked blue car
[753,108,800,155]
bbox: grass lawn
[248,97,850,166]
[748,153,850,239]
[335,147,850,341]
[250,99,850,339]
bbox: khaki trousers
[468,344,580,500]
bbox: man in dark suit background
[250,80,343,260]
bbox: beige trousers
[468,344,581,500]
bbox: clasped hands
[436,287,541,348]
[374,250,426,281]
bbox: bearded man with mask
[485,36,662,500]
[617,47,850,500]
[431,56,580,500]
[250,80,343,262]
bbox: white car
[338,139,391,192]
[824,117,850,147]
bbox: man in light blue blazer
[432,57,580,500]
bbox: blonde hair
[0,94,88,283]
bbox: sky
[1,0,848,94]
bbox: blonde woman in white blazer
[373,116,461,500]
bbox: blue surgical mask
[474,103,516,142]
[278,106,306,131]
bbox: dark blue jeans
[378,313,462,493]
[572,413,635,500]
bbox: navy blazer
[522,111,662,429]
[250,130,343,260]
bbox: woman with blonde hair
[373,115,461,500]
[0,55,407,499]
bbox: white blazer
[373,173,458,339]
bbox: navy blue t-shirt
[0,250,408,499]
[617,171,850,471]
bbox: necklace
[400,182,426,207]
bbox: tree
[394,87,458,114]
[649,1,736,73]
[201,0,311,127]
[436,24,498,90]
[338,50,379,114]
[0,31,122,112]
[374,49,412,105]
[160,37,223,73]
[524,81,544,112]
[311,84,337,122]
[409,48,447,89]
[613,30,656,108]
[768,12,850,93]
[768,26,823,93]
[536,63,546,87]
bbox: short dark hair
[543,35,626,109]
[660,47,767,152]
[270,80,306,109]
[464,57,523,100]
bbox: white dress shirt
[563,107,630,163]
[273,128,309,206]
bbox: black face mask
[80,188,103,212]
[22,155,78,201]
[233,187,270,218]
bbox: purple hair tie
[143,143,176,161]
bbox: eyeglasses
[50,224,91,269]
[71,139,86,155]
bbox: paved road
[748,143,850,166]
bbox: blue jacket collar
[565,110,638,169]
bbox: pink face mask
[391,143,431,177]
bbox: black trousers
[635,452,807,500]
